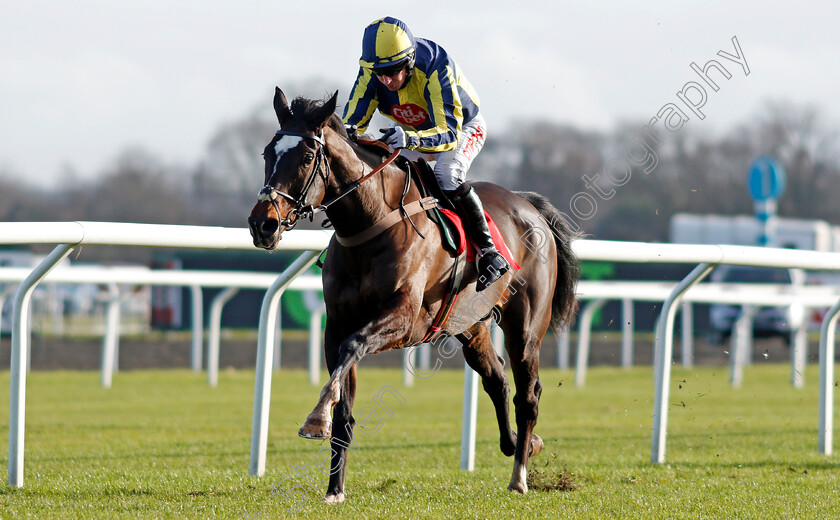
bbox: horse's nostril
[260,218,279,237]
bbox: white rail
[575,241,840,464]
[2,222,332,487]
[0,266,323,387]
[457,240,840,470]
[572,280,840,387]
[574,240,840,270]
[0,266,322,288]
[3,224,840,486]
[0,221,329,250]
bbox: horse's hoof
[508,465,529,494]
[323,492,345,504]
[529,433,544,458]
[298,418,332,440]
[500,439,516,457]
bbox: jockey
[342,16,510,292]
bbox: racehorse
[248,88,579,503]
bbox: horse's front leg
[322,316,356,505]
[323,363,356,504]
[299,291,417,440]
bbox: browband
[275,129,324,145]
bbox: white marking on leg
[509,463,528,493]
[516,465,528,486]
[323,492,345,504]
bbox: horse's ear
[314,91,339,129]
[273,87,293,126]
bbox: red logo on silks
[461,126,485,161]
[390,104,428,126]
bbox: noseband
[258,129,329,230]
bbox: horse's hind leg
[504,326,545,494]
[459,325,516,456]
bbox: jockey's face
[375,67,407,91]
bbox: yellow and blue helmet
[359,16,416,71]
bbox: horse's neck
[324,137,408,239]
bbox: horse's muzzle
[248,205,282,249]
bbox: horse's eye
[303,152,315,164]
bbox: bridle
[257,129,400,230]
[257,129,329,230]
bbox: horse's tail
[514,191,581,331]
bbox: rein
[317,144,401,212]
[257,129,401,230]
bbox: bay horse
[248,88,579,503]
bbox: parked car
[707,265,806,345]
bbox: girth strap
[335,196,438,247]
[420,248,468,343]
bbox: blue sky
[2,1,837,183]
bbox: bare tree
[4,91,837,252]
[85,147,194,225]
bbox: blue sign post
[747,156,786,246]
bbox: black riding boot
[448,184,510,292]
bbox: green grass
[0,364,838,519]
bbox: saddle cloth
[437,208,521,269]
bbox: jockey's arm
[411,64,463,153]
[342,67,380,135]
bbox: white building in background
[669,213,839,252]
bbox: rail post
[249,251,321,477]
[207,287,239,387]
[651,262,715,464]
[818,298,840,455]
[9,244,75,487]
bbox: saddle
[351,138,521,341]
[356,138,459,253]
[355,139,519,265]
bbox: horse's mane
[289,95,348,138]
